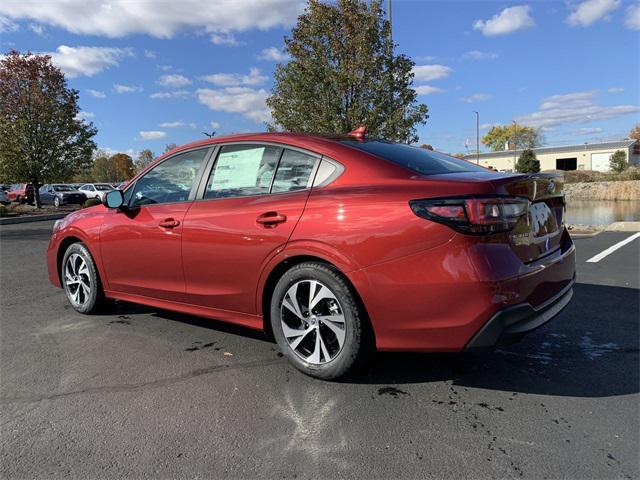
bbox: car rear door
[99,147,212,302]
[181,143,320,314]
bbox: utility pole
[473,111,479,164]
[512,120,518,171]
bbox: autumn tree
[609,150,627,173]
[482,123,542,152]
[267,0,428,143]
[136,149,155,173]
[0,50,97,207]
[629,124,640,141]
[91,152,134,182]
[163,143,177,154]
[516,149,540,173]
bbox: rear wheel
[271,262,366,380]
[61,243,105,314]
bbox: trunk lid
[490,173,565,263]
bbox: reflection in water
[565,200,640,225]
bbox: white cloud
[157,74,191,88]
[159,121,187,128]
[47,45,133,78]
[197,87,270,123]
[463,50,499,61]
[573,127,603,135]
[101,147,137,158]
[480,122,502,130]
[200,67,267,86]
[75,111,94,120]
[210,121,221,129]
[567,0,620,27]
[158,64,173,71]
[412,64,452,82]
[87,89,106,98]
[415,55,436,62]
[210,33,243,46]
[144,49,156,59]
[149,90,191,99]
[461,93,492,103]
[414,85,445,95]
[113,83,142,94]
[139,130,166,140]
[626,3,640,29]
[608,87,624,93]
[515,90,640,128]
[29,23,45,36]
[257,47,289,61]
[0,0,304,38]
[473,5,535,36]
[0,16,18,33]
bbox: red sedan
[47,132,575,379]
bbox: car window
[53,185,74,191]
[271,149,318,193]
[341,140,487,175]
[95,184,112,191]
[130,148,208,207]
[205,144,280,199]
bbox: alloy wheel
[280,280,346,365]
[64,253,91,307]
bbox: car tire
[54,197,60,208]
[270,262,366,380]
[61,242,105,314]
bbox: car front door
[39,185,52,204]
[99,147,211,302]
[182,144,320,314]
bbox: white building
[462,139,639,172]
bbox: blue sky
[1,0,639,157]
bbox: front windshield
[52,185,74,192]
[95,184,113,191]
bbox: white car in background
[78,183,114,201]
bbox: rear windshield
[341,140,486,175]
[52,184,74,191]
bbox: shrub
[516,149,540,173]
[609,150,628,173]
[0,204,7,217]
[83,198,102,208]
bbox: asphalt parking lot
[1,221,638,479]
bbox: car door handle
[256,212,287,227]
[159,218,180,228]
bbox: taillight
[410,196,529,234]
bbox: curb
[0,212,69,225]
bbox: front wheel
[270,262,366,380]
[61,243,105,314]
[53,196,60,207]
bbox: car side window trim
[124,146,214,208]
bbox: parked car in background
[0,189,8,205]
[7,183,34,204]
[47,131,575,380]
[39,184,87,207]
[78,183,113,201]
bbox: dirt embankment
[564,180,640,201]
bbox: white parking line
[585,232,640,263]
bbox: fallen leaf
[223,352,233,357]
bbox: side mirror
[104,189,125,209]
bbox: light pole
[512,120,518,171]
[473,111,479,164]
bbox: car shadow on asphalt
[106,282,638,398]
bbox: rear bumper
[464,277,574,351]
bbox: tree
[482,123,542,152]
[629,124,640,141]
[163,143,177,154]
[0,50,97,207]
[516,148,540,173]
[266,0,429,143]
[136,149,155,173]
[609,150,628,173]
[91,152,134,182]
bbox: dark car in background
[6,183,34,204]
[39,184,87,207]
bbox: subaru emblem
[547,180,555,194]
